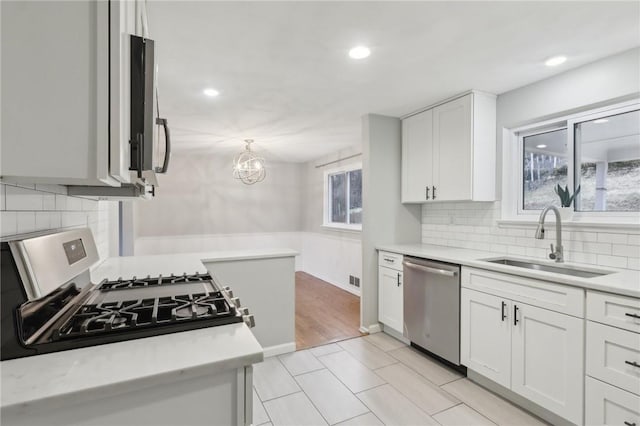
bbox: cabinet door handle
[625,312,640,319]
[432,186,436,200]
[425,186,430,200]
[397,273,401,287]
[625,360,640,368]
[501,301,507,321]
[383,258,394,263]
[514,305,519,326]
[624,421,636,426]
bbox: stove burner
[172,294,220,319]
[98,273,212,291]
[54,291,235,340]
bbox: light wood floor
[295,271,363,350]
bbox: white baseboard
[262,342,296,358]
[359,323,382,334]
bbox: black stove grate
[98,272,213,291]
[54,291,235,340]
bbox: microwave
[68,34,170,199]
[130,34,170,178]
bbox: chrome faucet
[535,205,564,263]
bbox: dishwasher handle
[403,260,458,277]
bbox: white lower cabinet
[587,321,640,395]
[460,268,585,425]
[461,289,511,388]
[585,290,640,426]
[511,302,584,424]
[378,265,403,334]
[378,251,404,334]
[586,376,640,426]
[2,365,254,426]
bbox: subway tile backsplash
[422,201,640,270]
[0,182,115,261]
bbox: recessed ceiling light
[545,55,567,67]
[349,46,370,59]
[536,144,547,149]
[593,118,609,124]
[203,88,220,97]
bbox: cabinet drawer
[587,291,640,333]
[587,321,640,396]
[461,267,584,317]
[586,376,640,426]
[378,251,403,271]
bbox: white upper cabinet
[401,110,433,202]
[401,91,496,203]
[1,0,147,187]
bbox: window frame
[503,99,640,224]
[517,124,569,217]
[323,163,362,231]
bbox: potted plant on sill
[554,184,581,220]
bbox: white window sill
[321,224,362,233]
[497,218,640,232]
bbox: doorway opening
[295,272,363,350]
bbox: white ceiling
[148,1,640,162]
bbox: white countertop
[91,248,299,282]
[378,243,640,298]
[1,248,299,410]
[1,323,263,409]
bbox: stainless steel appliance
[403,256,461,366]
[1,229,253,361]
[67,34,171,199]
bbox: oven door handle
[403,261,458,277]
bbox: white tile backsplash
[1,212,18,236]
[5,186,44,211]
[422,201,640,270]
[1,182,115,261]
[16,212,36,233]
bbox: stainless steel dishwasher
[403,256,461,366]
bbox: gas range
[1,229,254,361]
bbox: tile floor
[252,333,548,426]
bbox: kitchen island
[92,247,299,355]
[1,324,262,426]
[1,247,297,426]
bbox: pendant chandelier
[232,139,266,185]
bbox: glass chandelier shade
[232,139,266,185]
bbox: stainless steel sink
[483,257,613,279]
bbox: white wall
[0,182,118,262]
[135,232,304,270]
[133,149,364,295]
[362,114,422,332]
[300,232,362,295]
[300,146,364,295]
[134,152,305,237]
[421,48,640,270]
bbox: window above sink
[502,98,640,228]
